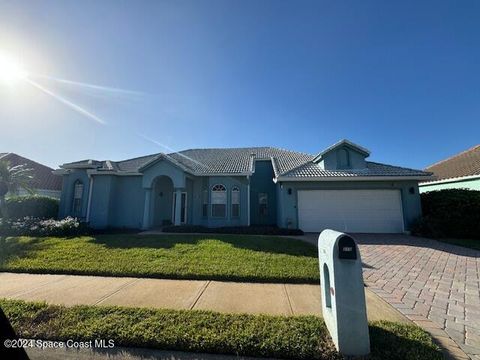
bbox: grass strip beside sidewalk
[0,299,441,360]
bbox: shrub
[162,225,304,236]
[0,217,87,237]
[413,189,480,239]
[5,196,59,220]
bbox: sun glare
[0,52,28,85]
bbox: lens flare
[26,78,107,125]
[0,52,28,85]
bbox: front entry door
[172,192,187,224]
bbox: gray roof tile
[116,154,159,172]
[280,161,429,178]
[62,147,430,179]
[169,147,313,175]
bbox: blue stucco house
[55,140,432,233]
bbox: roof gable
[313,139,370,162]
[138,153,194,174]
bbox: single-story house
[0,152,62,199]
[420,144,480,192]
[55,140,432,233]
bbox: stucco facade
[419,176,480,193]
[56,140,431,233]
[276,180,422,229]
[420,144,480,193]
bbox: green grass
[0,299,442,360]
[436,238,480,251]
[0,234,319,283]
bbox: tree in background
[0,160,34,220]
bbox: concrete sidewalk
[0,272,407,323]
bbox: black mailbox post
[338,235,357,260]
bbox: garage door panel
[298,190,404,233]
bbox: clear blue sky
[0,0,478,169]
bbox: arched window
[338,148,350,169]
[211,184,227,218]
[72,180,84,215]
[231,186,240,218]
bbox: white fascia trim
[86,170,142,176]
[248,154,255,173]
[270,157,280,178]
[274,175,434,183]
[419,174,480,186]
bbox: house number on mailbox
[338,235,357,260]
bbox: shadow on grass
[88,233,318,258]
[0,237,54,268]
[369,321,442,360]
[0,235,320,284]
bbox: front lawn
[0,234,319,283]
[0,299,442,360]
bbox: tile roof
[0,153,62,191]
[280,161,429,178]
[62,146,430,179]
[425,145,480,181]
[116,154,159,172]
[169,147,313,176]
[314,139,370,159]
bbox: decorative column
[142,188,152,230]
[174,188,182,225]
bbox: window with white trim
[72,180,84,215]
[231,186,240,218]
[211,184,227,218]
[202,189,208,217]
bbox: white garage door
[298,189,404,233]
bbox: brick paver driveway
[355,234,480,359]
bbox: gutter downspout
[86,175,94,223]
[247,175,251,226]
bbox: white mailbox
[318,229,370,357]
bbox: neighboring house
[55,140,432,233]
[420,144,480,192]
[0,153,62,199]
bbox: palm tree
[0,160,34,220]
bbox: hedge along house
[55,140,432,233]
